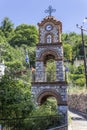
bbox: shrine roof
[38,16,62,27]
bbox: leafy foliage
[9,24,38,47]
[0,75,33,119]
[69,65,85,87]
[46,60,56,81]
[22,98,60,130]
[0,17,14,40]
[63,43,72,61]
[62,32,87,63]
[0,30,7,43]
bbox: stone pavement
[68,110,87,130]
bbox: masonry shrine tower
[31,6,68,128]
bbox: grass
[67,84,87,94]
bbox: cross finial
[45,5,56,16]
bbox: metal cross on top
[45,5,56,16]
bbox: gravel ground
[68,110,87,130]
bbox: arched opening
[37,90,62,105]
[46,34,52,43]
[46,59,56,82]
[43,53,56,82]
[39,50,59,61]
[35,50,59,82]
[37,90,61,114]
[32,91,64,129]
[42,96,57,114]
[44,54,55,65]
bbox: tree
[0,75,33,119]
[9,24,38,47]
[22,98,60,130]
[46,60,56,81]
[62,32,84,63]
[69,64,85,87]
[0,17,14,38]
[63,43,72,61]
[0,30,6,43]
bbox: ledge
[31,81,68,85]
[36,42,62,47]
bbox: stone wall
[39,22,59,43]
[68,94,87,113]
[56,61,64,81]
[31,83,68,122]
[31,83,67,104]
[36,45,63,60]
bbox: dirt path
[68,110,87,130]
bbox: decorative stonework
[56,61,64,81]
[31,14,68,128]
[39,23,59,43]
[36,45,63,61]
[38,16,62,43]
[38,16,62,31]
[31,83,67,105]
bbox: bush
[75,78,85,87]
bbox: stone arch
[39,49,59,62]
[37,89,62,105]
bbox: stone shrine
[31,6,68,129]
